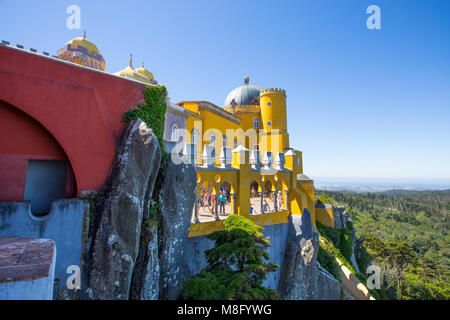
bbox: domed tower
[114,55,157,84]
[259,88,289,153]
[135,62,157,84]
[56,31,106,71]
[223,76,263,149]
[223,76,263,109]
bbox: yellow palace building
[175,76,331,237]
[53,33,333,238]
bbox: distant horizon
[314,176,450,192]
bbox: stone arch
[250,180,262,194]
[281,178,290,191]
[264,180,274,192]
[200,180,219,195]
[219,180,235,194]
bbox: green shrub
[317,239,341,281]
[337,228,353,262]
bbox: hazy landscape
[315,178,450,193]
[316,188,449,299]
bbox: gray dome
[223,76,263,108]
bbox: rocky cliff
[278,211,341,299]
[60,119,341,300]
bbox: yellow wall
[179,88,319,237]
[316,207,334,228]
[185,103,240,164]
[259,89,289,152]
[260,89,287,132]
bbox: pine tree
[182,215,279,300]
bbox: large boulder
[278,209,341,300]
[130,227,160,300]
[157,158,197,300]
[83,120,161,300]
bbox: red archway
[0,100,76,202]
[0,45,146,196]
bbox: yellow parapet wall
[188,210,291,238]
[316,205,334,228]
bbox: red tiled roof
[0,236,55,283]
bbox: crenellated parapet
[260,88,286,96]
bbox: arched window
[234,138,238,148]
[171,124,179,142]
[210,133,215,145]
[192,129,198,145]
[222,134,227,147]
[253,117,260,129]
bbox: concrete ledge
[315,205,334,228]
[337,258,375,300]
[188,210,290,238]
[0,199,89,297]
[0,236,56,300]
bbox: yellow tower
[259,88,289,154]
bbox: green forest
[316,189,449,300]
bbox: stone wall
[163,107,188,142]
[182,222,289,290]
[182,211,341,300]
[0,199,89,297]
[333,206,349,229]
[277,210,341,300]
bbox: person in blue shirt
[219,191,227,215]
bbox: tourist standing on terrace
[219,191,227,215]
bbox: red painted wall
[0,46,146,199]
[0,101,71,200]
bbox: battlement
[225,104,260,110]
[260,88,286,96]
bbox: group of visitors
[198,188,230,216]
[249,189,284,215]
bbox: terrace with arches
[180,142,317,237]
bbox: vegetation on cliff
[316,221,381,300]
[182,215,279,300]
[122,85,169,229]
[316,190,450,300]
[122,85,168,151]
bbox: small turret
[259,88,289,153]
[259,88,287,131]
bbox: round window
[266,121,272,127]
[267,102,271,106]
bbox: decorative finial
[83,31,86,39]
[129,54,133,67]
[244,75,249,85]
[142,62,145,68]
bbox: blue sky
[1,0,449,182]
